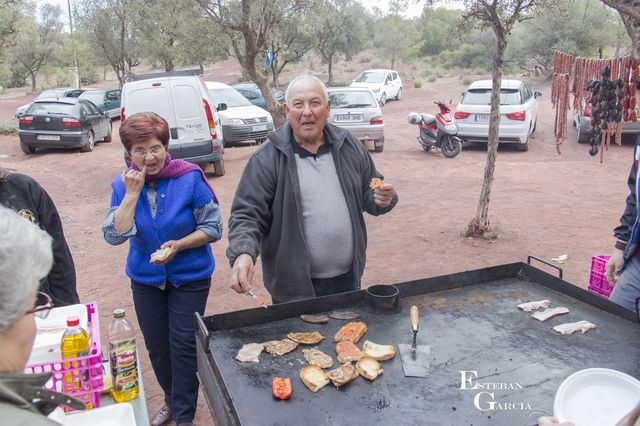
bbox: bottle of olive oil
[108,309,139,402]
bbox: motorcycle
[407,101,462,158]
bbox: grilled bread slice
[326,362,359,387]
[356,357,384,380]
[302,348,334,369]
[300,365,330,392]
[150,247,174,263]
[336,340,364,364]
[287,331,325,345]
[362,340,396,361]
[334,321,368,343]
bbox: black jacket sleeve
[614,136,640,245]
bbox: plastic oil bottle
[60,315,91,409]
[108,308,139,402]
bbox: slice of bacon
[517,300,551,312]
[553,320,596,335]
[532,307,570,322]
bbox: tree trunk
[327,55,334,86]
[599,0,639,60]
[164,56,174,72]
[254,74,286,127]
[390,52,396,70]
[30,71,36,93]
[468,36,507,237]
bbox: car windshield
[208,88,252,108]
[329,91,377,108]
[80,92,104,103]
[27,102,75,115]
[354,72,385,84]
[462,88,521,105]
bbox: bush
[358,56,371,64]
[414,80,422,88]
[428,76,437,82]
[0,121,18,135]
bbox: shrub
[414,80,422,88]
[428,76,437,82]
[358,56,371,64]
[0,121,18,135]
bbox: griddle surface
[207,278,640,425]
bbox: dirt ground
[0,63,637,425]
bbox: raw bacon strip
[532,307,570,322]
[517,300,551,312]
[236,343,264,363]
[553,320,596,335]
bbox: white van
[121,68,226,176]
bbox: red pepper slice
[272,377,292,400]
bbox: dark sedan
[232,83,285,111]
[79,89,121,119]
[18,98,112,154]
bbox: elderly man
[0,205,85,423]
[227,75,398,303]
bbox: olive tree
[600,0,639,60]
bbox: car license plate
[335,114,363,122]
[475,114,490,122]
[37,135,60,141]
[253,125,267,132]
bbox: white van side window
[173,85,201,120]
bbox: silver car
[327,87,385,152]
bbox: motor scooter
[407,101,461,158]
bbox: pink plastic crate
[588,254,613,298]
[25,302,103,410]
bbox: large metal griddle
[196,260,640,426]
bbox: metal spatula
[398,305,431,377]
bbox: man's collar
[290,128,332,158]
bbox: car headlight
[266,114,273,123]
[230,118,244,125]
[372,86,381,93]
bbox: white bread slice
[150,247,173,263]
[356,357,384,380]
[300,365,330,392]
[362,340,396,361]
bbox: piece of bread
[150,247,173,263]
[326,362,359,387]
[356,357,384,380]
[336,340,364,364]
[369,178,383,189]
[362,340,396,361]
[300,365,330,392]
[302,348,334,369]
[334,321,368,343]
[287,331,325,345]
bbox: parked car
[15,87,85,118]
[18,98,112,154]
[573,87,640,143]
[206,81,275,146]
[327,87,385,152]
[454,79,540,151]
[232,83,285,111]
[121,68,225,176]
[79,89,121,119]
[350,69,402,106]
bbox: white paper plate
[554,368,640,426]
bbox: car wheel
[20,141,36,155]
[576,118,589,143]
[103,122,113,142]
[81,131,95,152]
[395,88,402,101]
[379,93,386,106]
[213,159,225,177]
[374,138,384,152]
[516,139,529,151]
[531,118,537,134]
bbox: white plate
[63,402,136,426]
[554,368,640,426]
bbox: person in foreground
[227,75,398,303]
[606,135,640,313]
[102,112,223,426]
[0,205,85,424]
[0,166,79,307]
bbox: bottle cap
[113,308,126,318]
[66,316,80,326]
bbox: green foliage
[418,8,464,55]
[414,80,422,88]
[0,120,18,135]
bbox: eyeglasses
[25,292,54,319]
[131,145,164,158]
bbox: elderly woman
[102,112,222,426]
[0,206,85,423]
